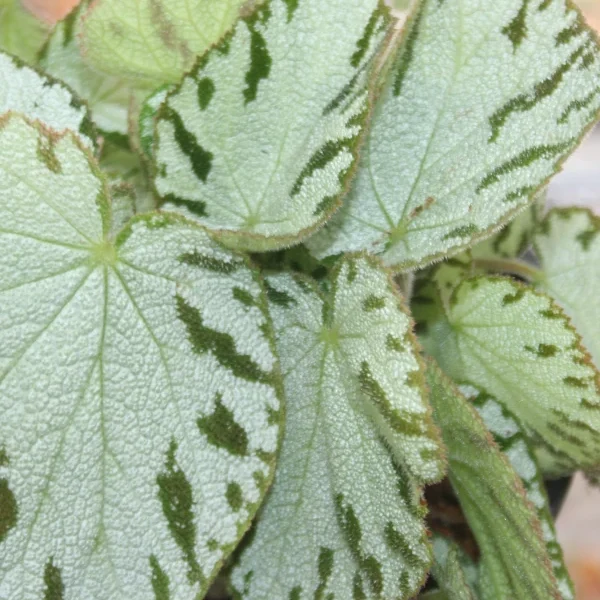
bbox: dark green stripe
[150,555,171,600]
[558,87,600,124]
[244,7,272,104]
[0,478,17,543]
[488,42,590,142]
[351,9,381,67]
[442,224,478,240]
[393,5,424,97]
[176,295,272,384]
[197,78,216,110]
[198,394,249,456]
[162,194,207,218]
[291,140,349,197]
[179,251,239,274]
[502,0,531,50]
[384,522,424,568]
[43,559,64,600]
[226,481,244,511]
[282,0,299,22]
[315,547,334,600]
[362,294,385,312]
[157,440,203,585]
[476,140,573,192]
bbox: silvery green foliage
[81,0,247,84]
[0,115,280,599]
[535,208,600,366]
[471,393,575,600]
[39,3,138,136]
[426,362,562,600]
[0,51,94,146]
[153,0,390,251]
[309,0,600,270]
[422,276,600,474]
[232,256,444,599]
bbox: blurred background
[9,0,600,598]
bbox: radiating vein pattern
[535,208,600,367]
[472,392,575,600]
[232,256,444,599]
[0,115,280,600]
[427,363,561,600]
[154,0,389,251]
[0,51,94,147]
[423,276,600,474]
[309,0,600,270]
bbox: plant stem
[471,257,543,283]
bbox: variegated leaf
[426,361,561,600]
[0,50,94,146]
[429,536,477,600]
[0,114,281,599]
[0,0,48,63]
[80,0,247,84]
[154,0,390,251]
[471,392,575,600]
[421,276,600,474]
[231,256,444,600]
[308,0,600,270]
[534,207,600,366]
[39,2,144,136]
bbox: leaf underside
[81,0,247,85]
[308,0,600,270]
[0,115,281,600]
[232,256,444,599]
[471,392,575,600]
[535,207,600,367]
[154,0,390,251]
[422,276,600,474]
[430,535,476,600]
[427,362,561,600]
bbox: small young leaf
[81,0,247,84]
[427,361,561,600]
[154,0,390,251]
[39,2,144,136]
[430,536,477,600]
[471,392,575,600]
[422,276,600,474]
[309,0,600,270]
[231,256,444,599]
[0,0,48,63]
[535,208,600,366]
[0,114,281,599]
[0,51,94,146]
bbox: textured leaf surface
[427,362,561,600]
[40,3,140,135]
[422,276,600,474]
[154,0,390,251]
[430,536,476,600]
[231,256,444,599]
[0,51,94,146]
[535,208,600,366]
[0,0,48,62]
[309,0,600,270]
[0,115,280,599]
[81,0,246,84]
[471,392,574,600]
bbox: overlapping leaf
[0,50,94,146]
[308,0,600,270]
[39,2,141,136]
[0,0,48,62]
[422,276,600,474]
[154,0,391,251]
[471,392,574,599]
[535,208,600,366]
[231,256,444,599]
[81,0,247,84]
[426,362,561,600]
[428,536,477,600]
[0,114,281,599]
